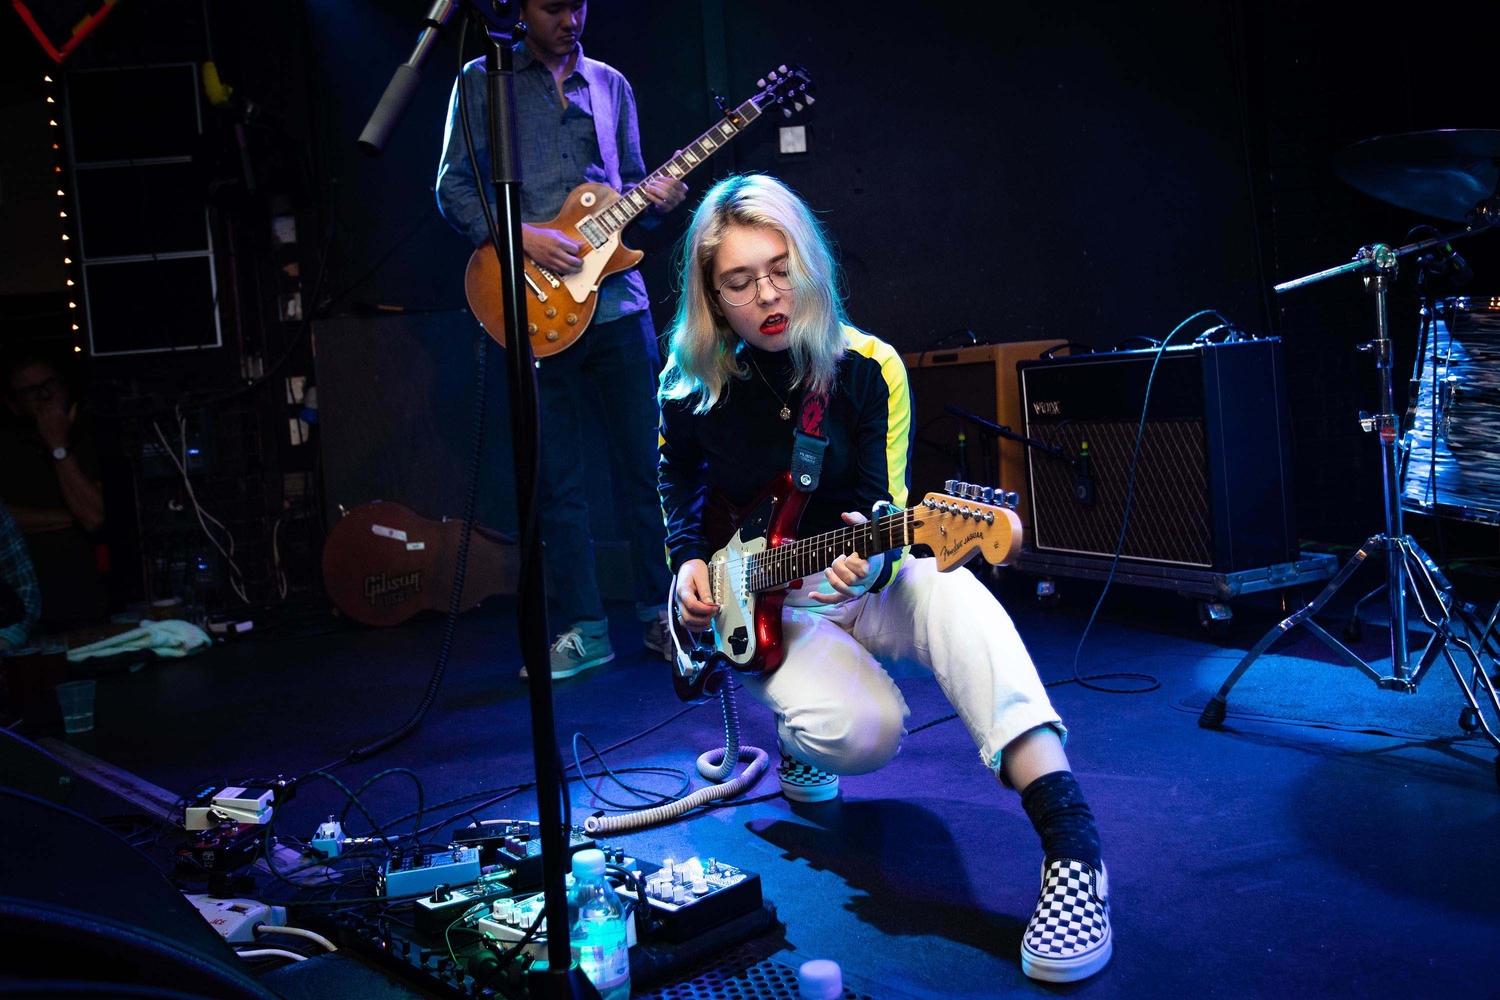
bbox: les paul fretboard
[573,80,794,250]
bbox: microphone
[1432,242,1474,286]
[1074,441,1096,506]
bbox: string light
[47,72,82,354]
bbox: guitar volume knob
[544,306,557,318]
[565,313,578,325]
[526,322,537,335]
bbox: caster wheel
[1344,615,1363,643]
[1460,706,1480,732]
[1198,601,1233,638]
[1037,579,1061,609]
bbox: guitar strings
[746,507,915,591]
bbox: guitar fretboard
[574,94,767,250]
[744,508,917,594]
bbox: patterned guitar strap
[790,385,832,493]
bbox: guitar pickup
[575,216,609,249]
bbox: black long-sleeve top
[658,326,913,593]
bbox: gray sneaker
[519,627,615,680]
[642,609,672,661]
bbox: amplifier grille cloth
[1029,419,1212,566]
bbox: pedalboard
[313,843,777,999]
[451,819,594,890]
[381,845,482,898]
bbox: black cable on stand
[356,4,594,995]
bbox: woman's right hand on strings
[674,559,719,631]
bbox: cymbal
[1334,129,1500,222]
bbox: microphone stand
[1196,213,1500,783]
[359,5,599,996]
[943,404,1075,466]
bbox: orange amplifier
[901,340,1067,531]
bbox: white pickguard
[561,230,620,303]
[710,529,766,667]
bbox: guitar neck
[746,508,917,594]
[580,95,767,241]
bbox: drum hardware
[1199,129,1500,785]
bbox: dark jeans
[535,309,672,633]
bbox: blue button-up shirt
[437,42,651,325]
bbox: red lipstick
[759,313,787,335]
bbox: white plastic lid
[798,959,842,1000]
[571,848,606,880]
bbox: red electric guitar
[668,478,1023,703]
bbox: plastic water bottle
[568,849,630,1000]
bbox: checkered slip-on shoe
[777,748,840,803]
[1021,858,1112,982]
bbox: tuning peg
[767,70,779,81]
[778,64,788,74]
[979,486,994,503]
[783,108,793,117]
[793,102,804,112]
[1001,491,1019,508]
[943,479,958,495]
[804,95,816,105]
[757,77,766,88]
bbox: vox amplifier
[1017,338,1295,572]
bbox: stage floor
[57,577,1500,999]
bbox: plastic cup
[55,679,96,734]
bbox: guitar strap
[790,386,832,494]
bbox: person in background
[0,504,42,651]
[436,0,687,679]
[0,350,109,626]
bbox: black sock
[1019,770,1102,870]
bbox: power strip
[185,894,287,943]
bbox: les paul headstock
[910,481,1023,571]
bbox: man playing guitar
[658,174,1113,983]
[437,0,686,677]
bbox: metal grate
[638,941,907,1000]
[1029,418,1212,566]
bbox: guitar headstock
[750,63,816,118]
[910,481,1023,571]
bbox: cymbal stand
[1197,226,1500,786]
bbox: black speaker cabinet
[1017,339,1295,572]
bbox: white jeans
[743,556,1064,778]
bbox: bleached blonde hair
[661,174,849,412]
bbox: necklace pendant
[779,405,792,421]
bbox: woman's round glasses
[717,265,793,307]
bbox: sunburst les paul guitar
[464,64,815,358]
[668,477,1023,703]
